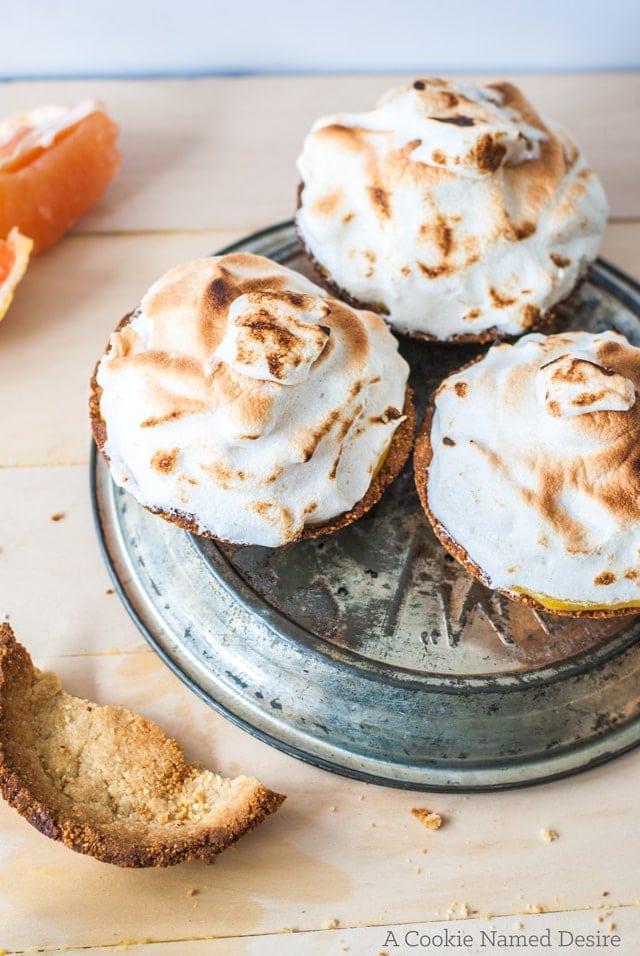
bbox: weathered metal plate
[91,221,640,790]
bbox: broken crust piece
[0,624,285,867]
[411,807,443,830]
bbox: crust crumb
[540,827,559,842]
[411,807,443,829]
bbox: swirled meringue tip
[415,329,640,617]
[90,253,413,548]
[296,77,608,342]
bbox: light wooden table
[0,73,639,956]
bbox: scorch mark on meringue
[150,449,179,474]
[489,287,518,309]
[199,460,245,490]
[594,572,616,586]
[504,220,537,242]
[140,400,209,429]
[523,466,593,555]
[463,308,483,322]
[312,189,345,217]
[418,261,453,280]
[550,252,571,269]
[466,133,507,174]
[522,304,541,329]
[366,185,392,219]
[418,214,459,258]
[250,501,296,541]
[299,400,367,465]
[371,405,404,425]
[432,115,476,128]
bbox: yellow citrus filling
[372,444,391,480]
[511,587,640,613]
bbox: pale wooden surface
[0,74,639,955]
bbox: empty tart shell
[0,623,285,866]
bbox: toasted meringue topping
[213,291,331,385]
[0,101,103,171]
[95,254,409,547]
[537,352,636,417]
[350,78,547,179]
[296,78,608,340]
[426,330,640,607]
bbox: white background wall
[3,0,639,78]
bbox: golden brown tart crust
[0,623,285,866]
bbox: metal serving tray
[91,221,640,790]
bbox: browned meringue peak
[213,290,332,385]
[378,77,548,177]
[537,352,636,418]
[296,77,608,341]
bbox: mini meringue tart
[414,329,640,617]
[90,253,414,548]
[296,77,608,343]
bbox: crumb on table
[411,807,443,829]
[540,827,559,842]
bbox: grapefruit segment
[0,227,33,321]
[0,102,120,253]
